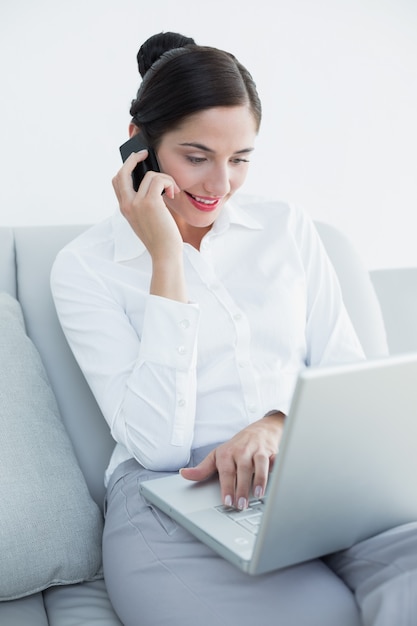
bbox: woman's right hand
[112,149,182,263]
[112,150,187,303]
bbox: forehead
[165,106,258,146]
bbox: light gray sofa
[0,220,415,625]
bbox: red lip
[185,192,221,212]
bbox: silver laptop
[140,353,417,575]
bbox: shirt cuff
[139,295,200,370]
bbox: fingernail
[224,495,233,507]
[254,485,263,499]
[238,497,247,510]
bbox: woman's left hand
[180,412,285,509]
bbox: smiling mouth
[185,191,222,211]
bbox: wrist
[150,257,187,303]
[263,410,285,419]
[263,410,286,434]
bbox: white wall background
[1,0,416,269]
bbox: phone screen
[119,135,160,191]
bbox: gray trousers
[103,452,417,626]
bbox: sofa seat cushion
[0,593,48,626]
[0,293,103,601]
[44,580,122,625]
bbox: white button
[233,313,242,321]
[178,398,186,407]
[239,361,249,368]
[177,345,187,355]
[180,319,190,329]
[248,404,257,413]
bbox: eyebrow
[179,142,254,155]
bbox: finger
[125,148,148,166]
[163,178,180,199]
[179,451,217,482]
[214,448,238,508]
[234,456,255,510]
[112,150,149,200]
[181,449,238,509]
[251,453,271,500]
[145,171,180,199]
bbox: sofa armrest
[371,267,417,355]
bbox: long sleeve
[51,246,200,471]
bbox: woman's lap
[325,522,417,626]
[103,460,360,626]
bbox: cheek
[159,158,195,190]
[172,168,197,190]
[231,166,250,189]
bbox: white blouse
[51,197,364,484]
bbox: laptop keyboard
[215,499,265,535]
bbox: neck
[172,217,212,250]
[183,227,211,250]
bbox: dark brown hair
[130,32,262,147]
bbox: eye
[231,157,250,164]
[186,156,207,164]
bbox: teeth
[193,195,216,205]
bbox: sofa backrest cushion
[0,292,103,601]
[12,226,115,510]
[315,221,388,358]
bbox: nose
[203,163,231,196]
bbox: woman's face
[156,105,258,241]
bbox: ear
[128,122,141,138]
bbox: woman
[51,32,417,626]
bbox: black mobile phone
[119,135,160,191]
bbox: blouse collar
[112,197,262,263]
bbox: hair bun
[137,31,196,78]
